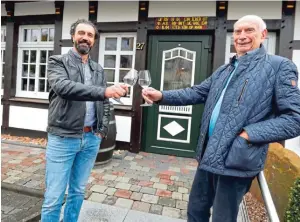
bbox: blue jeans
[41,132,101,222]
[187,168,254,222]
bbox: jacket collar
[68,48,96,71]
[230,44,266,65]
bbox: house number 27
[136,43,145,50]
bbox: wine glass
[112,69,138,104]
[138,70,152,107]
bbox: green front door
[142,35,212,158]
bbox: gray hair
[234,15,267,32]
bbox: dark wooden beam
[96,22,138,32]
[212,1,228,71]
[89,1,98,22]
[278,1,296,60]
[131,1,149,153]
[54,1,64,55]
[14,14,56,25]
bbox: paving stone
[6,170,22,176]
[176,200,188,210]
[153,183,168,190]
[115,182,131,190]
[124,156,134,161]
[168,167,181,173]
[158,197,176,208]
[115,177,130,183]
[183,194,189,202]
[138,181,153,187]
[178,187,189,194]
[172,192,183,200]
[3,176,22,184]
[130,185,141,192]
[24,180,42,188]
[131,201,151,212]
[137,175,151,181]
[33,159,43,163]
[105,180,118,188]
[181,210,188,220]
[156,189,172,197]
[90,185,108,193]
[130,165,142,171]
[150,177,160,183]
[162,207,181,218]
[149,204,163,215]
[8,159,22,164]
[102,195,118,205]
[130,192,143,201]
[102,174,117,181]
[1,206,15,214]
[135,155,143,159]
[141,167,150,172]
[104,187,117,196]
[170,176,179,181]
[115,198,134,209]
[88,193,107,203]
[185,165,197,171]
[114,189,132,199]
[167,185,179,192]
[140,187,156,195]
[141,194,159,204]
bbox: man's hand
[105,84,128,99]
[239,131,249,141]
[142,87,163,104]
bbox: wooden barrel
[95,102,116,165]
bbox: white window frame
[99,33,137,105]
[225,32,277,63]
[16,25,54,99]
[1,26,6,95]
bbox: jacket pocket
[225,136,265,171]
[238,79,249,104]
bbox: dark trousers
[187,168,254,222]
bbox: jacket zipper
[238,79,249,103]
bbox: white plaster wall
[14,2,55,16]
[148,1,216,17]
[115,115,131,142]
[9,106,48,132]
[227,1,282,20]
[61,47,72,55]
[97,1,138,22]
[1,4,7,16]
[62,1,89,39]
[294,1,300,40]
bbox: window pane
[187,52,193,60]
[48,50,53,59]
[105,38,117,50]
[29,65,36,77]
[31,29,39,42]
[39,80,45,92]
[119,70,130,83]
[121,37,134,51]
[120,55,132,68]
[22,78,27,91]
[1,29,6,42]
[23,29,31,42]
[40,50,47,63]
[29,79,35,91]
[39,65,46,78]
[30,50,36,63]
[22,65,28,77]
[165,52,171,59]
[23,50,29,63]
[41,28,48,41]
[104,69,115,82]
[49,28,55,41]
[104,55,116,68]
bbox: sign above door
[154,17,208,30]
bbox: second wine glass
[138,70,152,107]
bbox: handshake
[104,84,163,105]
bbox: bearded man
[41,19,128,222]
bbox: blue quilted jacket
[160,46,300,177]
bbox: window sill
[9,97,49,104]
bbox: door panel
[142,35,211,157]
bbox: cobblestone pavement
[1,188,43,222]
[2,142,198,220]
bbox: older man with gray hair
[142,15,300,222]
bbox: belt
[83,126,93,133]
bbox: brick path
[1,142,198,220]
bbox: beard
[74,40,92,55]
